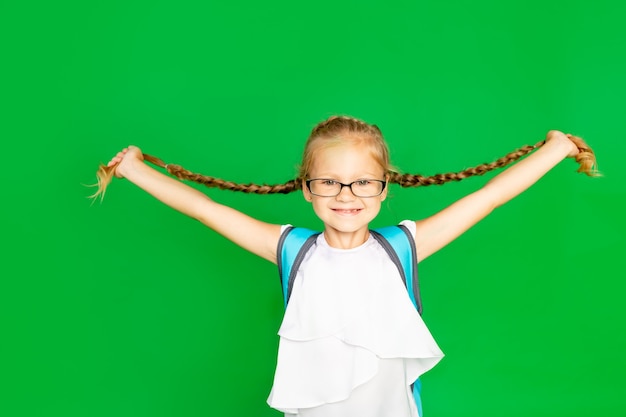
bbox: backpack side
[276,226,320,307]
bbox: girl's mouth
[332,208,362,215]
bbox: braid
[390,135,599,188]
[389,142,542,187]
[161,158,300,194]
[398,135,599,188]
[89,154,301,202]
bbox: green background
[2,0,625,416]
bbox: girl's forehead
[309,143,384,177]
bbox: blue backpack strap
[370,224,422,314]
[276,226,320,307]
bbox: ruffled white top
[267,221,444,417]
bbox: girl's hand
[545,130,579,158]
[106,146,144,178]
[545,130,599,176]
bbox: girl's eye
[322,180,337,185]
[355,180,370,186]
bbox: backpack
[276,224,425,416]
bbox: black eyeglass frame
[305,178,387,198]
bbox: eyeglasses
[305,178,387,197]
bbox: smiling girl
[93,115,597,416]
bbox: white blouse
[267,221,444,417]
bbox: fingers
[545,130,567,140]
[106,147,131,167]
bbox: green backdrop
[2,1,625,416]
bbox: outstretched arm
[413,131,579,261]
[107,146,282,263]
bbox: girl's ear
[302,179,313,202]
[381,174,390,202]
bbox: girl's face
[303,141,388,246]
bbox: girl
[94,115,597,417]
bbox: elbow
[188,194,216,224]
[479,184,506,211]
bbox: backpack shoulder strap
[371,224,422,315]
[276,226,320,307]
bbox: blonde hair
[89,115,600,201]
[298,115,392,179]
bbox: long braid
[144,154,300,194]
[390,142,542,187]
[388,134,598,187]
[89,154,300,201]
[90,117,599,201]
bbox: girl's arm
[413,131,579,262]
[108,146,282,263]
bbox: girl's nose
[335,184,356,201]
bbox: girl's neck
[322,227,370,249]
